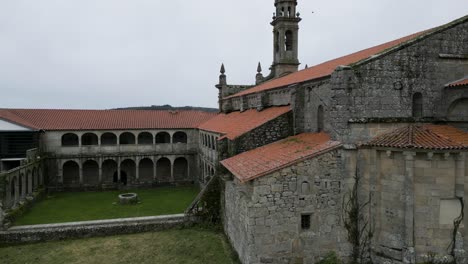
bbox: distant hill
[114,105,218,113]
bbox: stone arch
[156,132,171,144]
[138,132,154,145]
[83,160,99,185]
[317,105,324,132]
[120,132,136,145]
[447,98,468,121]
[102,159,118,184]
[174,157,188,181]
[101,133,117,145]
[62,133,79,146]
[412,92,423,118]
[156,158,171,182]
[121,159,136,185]
[139,158,154,183]
[82,133,98,146]
[173,132,188,144]
[63,160,80,185]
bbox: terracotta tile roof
[198,106,291,140]
[225,30,430,99]
[0,109,217,131]
[364,125,468,150]
[221,133,342,183]
[446,77,468,88]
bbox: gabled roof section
[226,15,468,99]
[364,125,468,150]
[198,106,291,140]
[221,133,342,183]
[446,76,468,88]
[0,109,217,131]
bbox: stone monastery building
[1,0,468,263]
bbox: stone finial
[256,62,264,85]
[218,63,227,86]
[220,63,225,74]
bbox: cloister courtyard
[13,186,199,226]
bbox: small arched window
[82,133,98,146]
[120,132,136,145]
[101,133,117,145]
[156,132,171,144]
[317,105,324,132]
[285,31,293,51]
[62,133,79,146]
[301,181,310,195]
[138,132,153,145]
[412,93,423,118]
[173,132,188,144]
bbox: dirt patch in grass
[0,228,239,264]
[14,186,199,226]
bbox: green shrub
[317,252,341,264]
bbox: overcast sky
[0,0,467,110]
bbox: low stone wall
[0,214,195,245]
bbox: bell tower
[271,0,301,78]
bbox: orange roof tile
[364,125,468,150]
[198,106,291,140]
[221,133,341,183]
[0,109,217,131]
[225,30,429,99]
[446,77,468,88]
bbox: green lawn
[14,186,199,226]
[0,228,239,264]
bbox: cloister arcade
[2,152,43,209]
[60,131,188,147]
[199,131,219,184]
[58,155,191,188]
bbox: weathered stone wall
[329,19,468,143]
[0,214,192,245]
[230,111,293,155]
[224,179,254,264]
[224,149,351,264]
[359,149,466,263]
[297,80,332,134]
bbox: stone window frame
[300,213,312,230]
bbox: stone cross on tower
[271,0,301,78]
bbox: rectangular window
[301,214,311,230]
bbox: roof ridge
[225,14,468,99]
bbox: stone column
[58,162,64,184]
[153,157,157,182]
[98,158,103,185]
[171,159,175,183]
[19,173,26,202]
[27,172,32,196]
[459,153,468,253]
[14,177,19,207]
[136,158,140,181]
[117,158,121,182]
[403,151,416,264]
[79,162,83,185]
